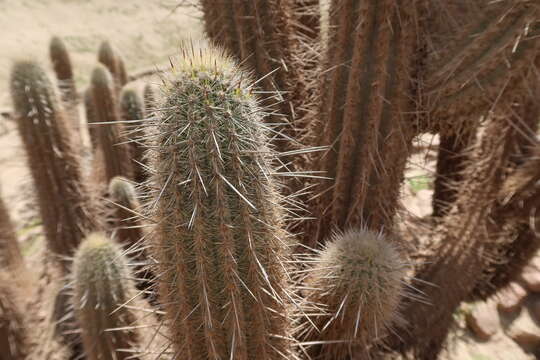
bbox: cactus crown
[11,60,59,115]
[73,233,129,304]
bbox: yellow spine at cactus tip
[300,228,407,360]
[146,43,293,360]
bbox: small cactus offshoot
[73,233,141,360]
[299,229,407,360]
[119,88,146,183]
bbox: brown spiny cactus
[73,233,142,360]
[298,229,406,360]
[119,88,145,183]
[142,83,156,118]
[10,60,100,272]
[146,44,293,359]
[0,272,29,360]
[0,190,24,271]
[97,40,127,93]
[305,1,419,246]
[90,65,134,182]
[49,36,81,144]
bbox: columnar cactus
[90,65,133,182]
[0,272,28,360]
[108,177,143,253]
[119,88,146,183]
[10,60,100,272]
[97,40,127,93]
[298,229,406,360]
[49,36,81,143]
[73,233,142,360]
[0,190,24,271]
[305,1,419,246]
[146,44,293,359]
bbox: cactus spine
[146,45,293,360]
[90,65,133,182]
[49,36,81,144]
[10,60,99,272]
[0,191,24,271]
[0,272,29,360]
[299,229,406,360]
[73,233,141,360]
[306,1,418,246]
[142,83,156,118]
[119,88,145,183]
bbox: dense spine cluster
[49,36,81,144]
[299,229,406,360]
[146,45,293,360]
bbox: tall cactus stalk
[97,40,127,94]
[298,229,406,360]
[10,60,100,272]
[49,36,81,145]
[119,88,146,184]
[146,44,293,360]
[83,87,99,151]
[0,191,24,271]
[90,65,134,182]
[0,272,29,360]
[73,233,142,360]
[305,1,419,246]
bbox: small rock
[466,301,500,340]
[506,307,540,352]
[497,282,527,313]
[520,265,540,293]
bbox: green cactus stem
[146,44,294,359]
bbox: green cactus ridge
[146,44,293,360]
[299,228,406,360]
[73,233,141,360]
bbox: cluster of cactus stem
[0,2,539,360]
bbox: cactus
[0,190,24,271]
[201,0,303,155]
[119,88,145,183]
[10,60,100,272]
[298,229,406,360]
[146,44,293,359]
[304,1,418,247]
[0,272,29,360]
[90,65,133,182]
[97,40,127,93]
[49,36,81,144]
[73,233,142,360]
